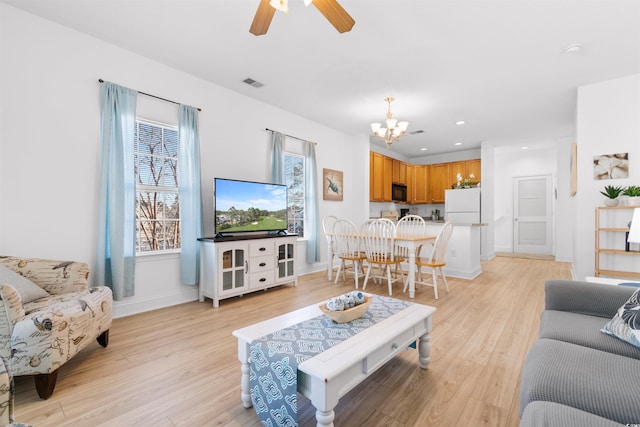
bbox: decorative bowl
[320,296,372,323]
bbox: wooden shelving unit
[595,206,640,279]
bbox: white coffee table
[232,298,436,427]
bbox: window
[284,152,305,237]
[134,120,180,252]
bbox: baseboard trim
[442,266,482,280]
[481,251,496,261]
[113,288,198,318]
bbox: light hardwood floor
[14,256,571,426]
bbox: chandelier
[370,97,409,148]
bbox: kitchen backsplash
[369,202,445,219]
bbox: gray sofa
[519,279,640,426]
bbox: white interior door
[513,175,553,255]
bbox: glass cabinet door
[219,246,247,293]
[277,242,295,280]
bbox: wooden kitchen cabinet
[370,152,393,202]
[392,159,407,184]
[369,152,481,204]
[449,161,467,187]
[467,159,481,183]
[412,165,428,204]
[406,164,414,203]
[428,163,450,204]
[383,156,392,201]
[370,152,383,201]
[450,160,481,187]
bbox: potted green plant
[623,185,640,206]
[600,185,625,206]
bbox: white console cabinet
[199,235,298,307]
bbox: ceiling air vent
[243,78,264,88]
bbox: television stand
[198,235,298,307]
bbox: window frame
[283,151,306,238]
[134,118,181,254]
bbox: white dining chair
[395,214,426,239]
[333,219,367,289]
[322,215,338,279]
[362,219,405,296]
[395,214,426,260]
[407,222,454,299]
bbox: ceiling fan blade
[312,0,355,33]
[250,0,276,36]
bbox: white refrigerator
[445,188,481,224]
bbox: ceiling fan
[250,0,355,36]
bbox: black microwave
[392,183,407,202]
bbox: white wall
[0,4,368,317]
[574,74,640,280]
[480,142,495,260]
[555,138,575,263]
[492,144,559,253]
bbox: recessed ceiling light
[454,142,463,146]
[564,44,582,54]
[521,146,528,150]
[455,120,465,126]
[420,148,427,151]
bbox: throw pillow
[0,265,49,303]
[618,282,640,288]
[601,287,640,349]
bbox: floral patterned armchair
[0,256,112,399]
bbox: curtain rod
[98,79,201,112]
[265,128,316,145]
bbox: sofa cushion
[520,401,624,427]
[520,338,640,425]
[0,265,49,303]
[544,280,636,319]
[601,287,640,349]
[11,286,113,376]
[540,310,640,359]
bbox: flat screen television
[214,178,288,236]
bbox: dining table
[326,229,437,299]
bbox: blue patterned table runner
[249,295,413,427]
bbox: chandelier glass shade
[370,97,409,148]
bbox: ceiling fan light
[377,128,387,138]
[270,0,289,13]
[398,121,409,132]
[392,128,402,137]
[371,123,381,133]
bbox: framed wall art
[323,168,343,201]
[593,152,629,180]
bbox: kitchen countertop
[422,217,445,223]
